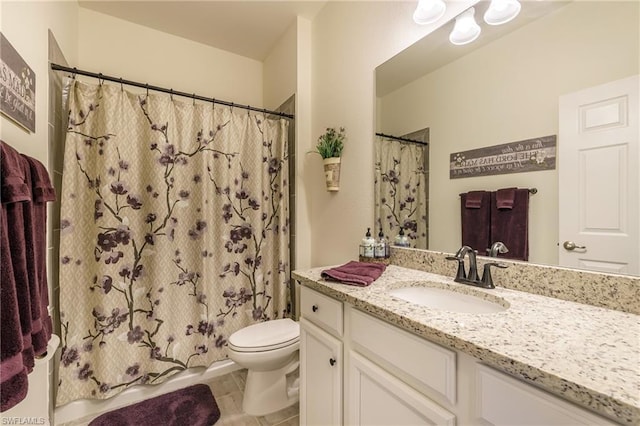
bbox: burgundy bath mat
[89,384,220,426]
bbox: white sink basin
[388,286,507,314]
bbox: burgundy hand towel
[460,191,491,255]
[464,191,485,208]
[491,189,530,261]
[321,261,387,287]
[496,187,517,210]
[23,155,55,349]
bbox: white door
[558,75,639,275]
[300,318,342,426]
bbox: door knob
[563,241,586,251]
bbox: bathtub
[54,359,240,425]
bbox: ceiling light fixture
[449,7,481,45]
[484,0,521,25]
[413,0,447,25]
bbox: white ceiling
[78,1,327,61]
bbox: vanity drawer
[349,307,456,406]
[300,286,343,337]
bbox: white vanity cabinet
[299,285,620,426]
[300,286,344,426]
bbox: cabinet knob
[329,358,336,366]
[312,304,319,312]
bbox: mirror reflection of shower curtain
[375,135,428,248]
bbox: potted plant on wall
[315,127,345,191]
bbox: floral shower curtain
[375,135,427,248]
[56,80,290,405]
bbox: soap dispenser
[360,228,375,258]
[394,228,410,247]
[375,228,387,259]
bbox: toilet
[227,318,300,416]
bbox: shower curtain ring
[72,67,77,80]
[193,93,196,106]
[145,84,149,97]
[98,73,104,86]
[119,78,123,91]
[170,89,174,101]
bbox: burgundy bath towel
[1,207,29,412]
[460,191,491,255]
[321,261,386,287]
[491,188,530,261]
[0,141,31,411]
[89,384,220,426]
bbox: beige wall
[77,8,263,107]
[263,21,297,111]
[0,0,79,164]
[309,1,474,266]
[379,1,639,265]
[263,16,314,272]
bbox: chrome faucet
[446,245,508,289]
[487,241,509,257]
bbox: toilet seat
[229,318,299,353]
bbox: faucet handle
[445,256,466,281]
[481,262,508,289]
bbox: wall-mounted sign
[1,32,36,132]
[450,135,556,179]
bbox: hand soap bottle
[375,227,388,259]
[360,228,375,258]
[394,228,410,247]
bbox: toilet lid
[229,318,299,352]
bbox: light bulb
[449,7,481,45]
[413,0,447,25]
[484,0,521,25]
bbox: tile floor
[210,369,299,426]
[57,369,299,425]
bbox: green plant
[315,127,345,159]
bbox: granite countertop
[292,264,640,425]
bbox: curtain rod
[375,132,428,146]
[50,63,294,120]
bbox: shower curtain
[375,135,427,248]
[56,80,290,405]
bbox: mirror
[375,1,639,275]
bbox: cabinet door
[348,351,456,426]
[476,364,617,425]
[300,318,342,426]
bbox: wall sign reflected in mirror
[450,135,556,179]
[375,1,639,275]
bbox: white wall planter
[323,157,341,191]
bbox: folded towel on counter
[321,261,387,287]
[464,191,485,209]
[495,187,517,210]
